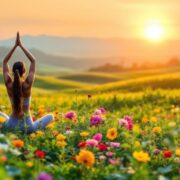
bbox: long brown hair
[12,61,26,115]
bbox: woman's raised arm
[3,36,18,85]
[18,33,36,86]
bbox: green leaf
[5,166,21,176]
[104,173,126,180]
[158,165,172,174]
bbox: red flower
[32,117,36,122]
[71,156,76,161]
[78,142,86,148]
[98,144,108,151]
[163,150,172,158]
[35,150,45,159]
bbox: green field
[0,67,180,180]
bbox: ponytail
[13,70,23,115]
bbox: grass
[72,72,180,94]
[0,66,180,179]
[58,72,121,84]
[0,88,180,179]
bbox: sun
[145,21,165,42]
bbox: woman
[0,32,53,133]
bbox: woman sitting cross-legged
[0,32,53,133]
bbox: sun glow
[145,21,165,42]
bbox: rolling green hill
[0,72,87,91]
[59,72,121,84]
[1,67,180,94]
[71,72,180,94]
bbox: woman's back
[6,80,32,118]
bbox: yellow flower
[53,111,59,116]
[76,150,95,167]
[133,124,141,134]
[80,131,89,137]
[26,161,33,168]
[152,127,162,133]
[38,107,45,117]
[53,111,59,120]
[171,105,175,109]
[133,151,150,163]
[56,141,67,148]
[46,122,56,129]
[36,131,44,137]
[56,134,66,141]
[30,133,36,138]
[175,149,180,156]
[134,141,141,147]
[141,117,148,123]
[150,117,157,123]
[106,128,117,140]
[80,117,85,123]
[0,117,6,124]
[154,108,161,113]
[12,139,24,148]
[52,130,59,136]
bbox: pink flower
[86,139,98,147]
[93,133,102,142]
[94,109,102,115]
[94,107,107,115]
[65,111,77,120]
[90,115,103,126]
[110,142,120,148]
[125,116,133,130]
[99,155,106,161]
[119,119,128,126]
[119,115,133,131]
[153,149,161,155]
[98,107,107,114]
[106,151,113,157]
[108,158,120,166]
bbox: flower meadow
[0,90,180,180]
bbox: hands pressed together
[15,32,23,48]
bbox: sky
[0,0,180,40]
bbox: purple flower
[110,142,120,148]
[90,115,103,126]
[93,133,103,142]
[65,111,77,120]
[37,172,53,180]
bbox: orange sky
[0,0,179,40]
